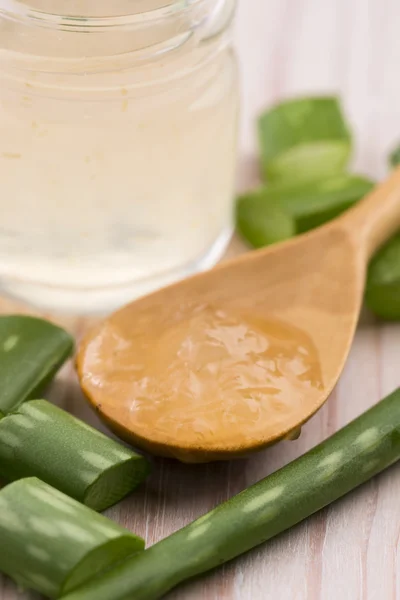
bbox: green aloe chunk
[0,478,144,598]
[63,388,400,600]
[0,316,74,416]
[277,174,374,232]
[0,399,150,511]
[237,175,374,247]
[258,96,352,183]
[236,194,295,248]
[366,232,400,320]
[389,143,400,168]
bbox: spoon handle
[340,165,400,259]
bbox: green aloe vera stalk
[0,316,73,416]
[0,478,144,598]
[258,97,352,183]
[366,232,400,319]
[0,399,150,511]
[63,388,400,600]
[236,175,374,247]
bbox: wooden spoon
[77,168,400,463]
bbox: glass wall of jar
[0,0,239,312]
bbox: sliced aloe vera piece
[0,478,144,598]
[0,316,74,416]
[0,399,150,511]
[271,174,373,233]
[236,175,374,248]
[236,194,295,248]
[366,232,400,320]
[389,143,400,168]
[258,97,352,183]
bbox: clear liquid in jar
[0,5,238,312]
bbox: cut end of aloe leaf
[258,96,352,183]
[63,535,144,596]
[84,456,151,512]
[366,232,400,319]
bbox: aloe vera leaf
[0,316,73,416]
[0,478,144,598]
[0,399,151,511]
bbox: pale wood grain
[2,0,400,598]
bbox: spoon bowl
[78,168,400,462]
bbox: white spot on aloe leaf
[14,415,35,429]
[27,545,50,562]
[187,523,212,540]
[362,458,380,473]
[0,513,23,532]
[259,506,280,521]
[28,486,77,515]
[22,404,52,422]
[29,517,58,537]
[111,448,132,460]
[318,451,343,468]
[58,521,98,544]
[81,451,115,469]
[0,430,22,447]
[26,572,55,592]
[45,485,79,507]
[242,485,285,513]
[79,470,97,484]
[316,450,343,480]
[355,428,381,451]
[0,499,23,532]
[3,335,19,352]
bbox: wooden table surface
[2,1,400,599]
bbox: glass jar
[0,0,238,312]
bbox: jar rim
[0,0,235,78]
[0,0,211,31]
